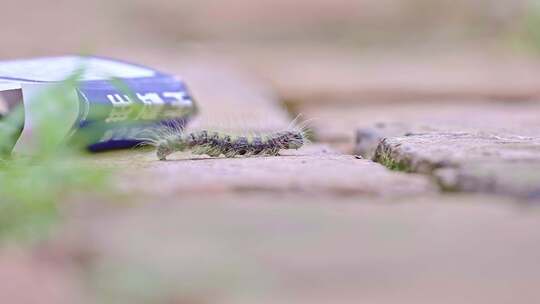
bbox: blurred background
[4,0,540,102]
[0,0,537,52]
[3,0,540,108]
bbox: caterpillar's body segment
[155,130,305,160]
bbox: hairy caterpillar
[140,118,310,161]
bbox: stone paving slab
[373,132,540,198]
[202,44,540,104]
[93,145,435,197]
[374,132,540,173]
[436,161,540,198]
[293,101,540,154]
[52,193,540,304]
[292,100,540,197]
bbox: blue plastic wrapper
[0,56,197,153]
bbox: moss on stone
[374,150,411,172]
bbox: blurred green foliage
[508,0,540,53]
[524,0,540,51]
[0,72,109,242]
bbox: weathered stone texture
[374,132,540,198]
[97,145,436,197]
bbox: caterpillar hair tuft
[141,117,311,161]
